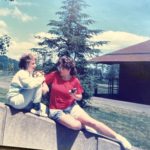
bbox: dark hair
[56,56,77,75]
[19,53,36,70]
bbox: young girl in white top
[7,53,49,116]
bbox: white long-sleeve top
[7,69,45,98]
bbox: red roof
[90,40,150,63]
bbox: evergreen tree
[0,35,10,55]
[33,0,107,104]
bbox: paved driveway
[91,97,150,116]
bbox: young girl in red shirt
[45,56,132,150]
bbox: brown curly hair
[19,53,36,70]
[56,56,77,75]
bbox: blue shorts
[49,102,81,121]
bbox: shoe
[30,108,40,115]
[30,103,48,117]
[30,108,48,117]
[40,110,48,117]
[40,103,48,117]
[116,134,132,150]
[30,103,40,115]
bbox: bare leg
[71,104,132,149]
[32,86,42,103]
[78,111,117,138]
[8,88,38,109]
[58,113,82,130]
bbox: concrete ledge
[0,102,142,150]
[3,109,57,150]
[98,138,120,150]
[0,103,7,145]
[1,103,99,150]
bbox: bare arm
[70,92,82,101]
[42,82,49,95]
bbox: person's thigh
[70,104,90,119]
[71,104,96,124]
[22,88,36,102]
[49,107,82,130]
[9,94,25,109]
[9,89,36,109]
[58,113,82,130]
[32,86,42,103]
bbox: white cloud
[13,7,36,22]
[9,1,33,6]
[91,31,150,54]
[0,7,36,22]
[6,31,150,61]
[35,32,58,39]
[7,32,59,62]
[0,8,10,16]
[0,20,7,28]
[7,37,38,60]
[0,20,8,35]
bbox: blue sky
[0,0,150,60]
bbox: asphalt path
[0,80,10,89]
[90,97,150,116]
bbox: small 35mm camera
[69,88,77,94]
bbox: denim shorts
[49,102,81,121]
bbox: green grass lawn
[85,105,150,150]
[0,87,8,103]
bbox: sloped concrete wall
[0,102,141,150]
[0,103,7,145]
[3,109,57,150]
[0,103,99,150]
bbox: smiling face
[19,53,37,73]
[27,58,36,73]
[57,65,71,77]
[56,56,77,77]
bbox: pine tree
[0,35,10,55]
[34,0,107,104]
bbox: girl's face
[27,59,36,73]
[57,66,71,77]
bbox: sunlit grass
[0,87,8,103]
[85,105,150,150]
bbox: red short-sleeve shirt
[45,71,83,109]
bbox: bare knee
[70,121,82,130]
[58,113,83,131]
[80,118,98,129]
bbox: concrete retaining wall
[0,102,141,150]
[0,103,7,145]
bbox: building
[90,40,150,104]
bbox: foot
[116,134,132,150]
[84,126,100,135]
[30,103,48,117]
[40,110,48,117]
[30,108,40,115]
[30,103,40,115]
[30,108,48,117]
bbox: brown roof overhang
[90,39,150,63]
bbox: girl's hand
[33,71,44,77]
[69,88,82,101]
